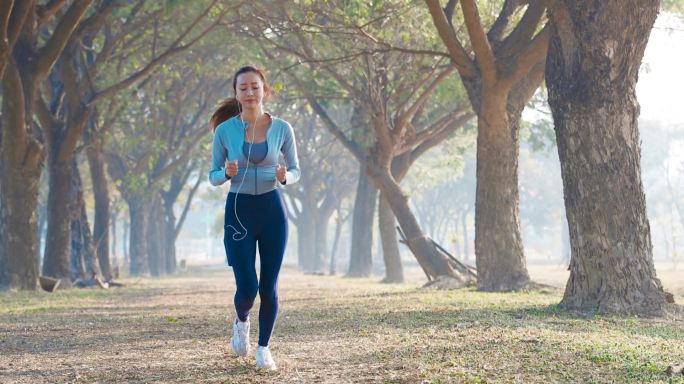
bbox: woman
[209,66,300,370]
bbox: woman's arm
[280,122,301,185]
[208,128,230,186]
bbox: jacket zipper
[255,167,258,195]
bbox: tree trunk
[314,213,329,273]
[378,194,403,283]
[127,197,150,276]
[474,92,531,291]
[42,159,74,287]
[368,164,474,286]
[0,171,41,290]
[86,137,112,280]
[80,203,100,277]
[546,0,674,315]
[329,211,345,275]
[347,163,378,277]
[147,196,164,277]
[69,160,88,281]
[162,201,177,275]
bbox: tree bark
[474,91,531,291]
[0,62,42,291]
[347,162,378,277]
[0,166,40,290]
[86,132,112,280]
[546,0,674,315]
[378,194,403,283]
[43,157,74,286]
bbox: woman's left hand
[276,164,286,183]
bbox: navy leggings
[224,189,288,347]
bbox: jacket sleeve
[208,127,229,186]
[281,122,301,185]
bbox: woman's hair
[210,66,271,132]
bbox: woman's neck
[241,106,265,124]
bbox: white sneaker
[230,319,250,357]
[255,346,277,370]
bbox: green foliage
[662,0,684,14]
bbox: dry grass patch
[0,265,682,383]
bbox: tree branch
[499,0,546,58]
[6,0,30,50]
[35,0,93,79]
[460,0,497,87]
[36,0,68,27]
[90,1,223,105]
[501,24,549,89]
[487,0,520,44]
[424,0,475,76]
[411,108,473,160]
[2,58,27,160]
[174,173,202,239]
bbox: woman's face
[235,72,266,110]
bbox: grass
[0,265,682,383]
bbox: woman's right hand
[225,160,238,177]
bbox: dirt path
[1,265,683,383]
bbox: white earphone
[226,100,257,242]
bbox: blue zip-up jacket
[209,114,300,195]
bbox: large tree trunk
[378,194,403,283]
[0,62,42,291]
[347,163,378,277]
[86,134,112,280]
[127,196,150,276]
[0,167,41,290]
[474,92,531,291]
[546,0,674,315]
[42,157,74,287]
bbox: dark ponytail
[210,98,240,132]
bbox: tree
[106,55,223,276]
[250,1,475,284]
[278,103,355,273]
[546,0,676,315]
[39,0,223,285]
[0,0,93,290]
[426,0,548,291]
